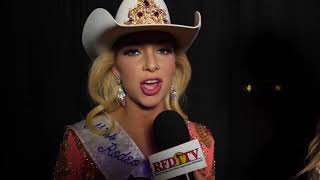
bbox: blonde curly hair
[298,132,320,179]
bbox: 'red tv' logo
[152,148,200,174]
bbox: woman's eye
[123,49,140,56]
[158,48,173,55]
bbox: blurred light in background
[273,84,282,92]
[244,84,253,93]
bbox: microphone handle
[170,172,195,180]
[185,173,191,180]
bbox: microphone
[149,110,207,180]
[153,110,190,151]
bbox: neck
[110,101,165,156]
[111,100,166,133]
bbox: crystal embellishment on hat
[125,0,169,25]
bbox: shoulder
[53,127,83,178]
[186,120,216,179]
[54,125,103,179]
[57,126,86,162]
[186,120,214,149]
[62,127,81,148]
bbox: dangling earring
[170,85,177,102]
[118,82,126,106]
[116,75,126,106]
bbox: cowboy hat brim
[82,8,201,60]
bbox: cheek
[162,59,176,77]
[115,60,142,94]
[116,60,139,80]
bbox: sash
[68,115,153,179]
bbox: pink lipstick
[140,78,162,96]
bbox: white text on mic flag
[148,139,207,180]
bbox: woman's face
[112,32,176,110]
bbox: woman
[298,120,320,180]
[54,0,215,179]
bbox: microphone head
[153,110,190,150]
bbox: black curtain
[6,0,319,179]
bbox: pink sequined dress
[53,115,215,180]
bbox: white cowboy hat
[82,0,201,60]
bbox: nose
[142,49,160,72]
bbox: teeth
[145,79,159,84]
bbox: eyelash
[158,48,173,55]
[122,47,174,56]
[123,49,140,56]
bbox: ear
[112,66,120,80]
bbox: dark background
[5,0,319,179]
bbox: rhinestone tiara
[125,0,169,25]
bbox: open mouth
[140,78,162,96]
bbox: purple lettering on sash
[111,151,120,158]
[103,133,117,141]
[107,143,117,154]
[130,160,140,166]
[98,143,139,166]
[117,151,131,161]
[83,123,117,141]
[124,155,133,163]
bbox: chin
[138,96,165,109]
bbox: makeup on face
[140,78,163,96]
[112,31,177,108]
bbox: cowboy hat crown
[82,0,201,60]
